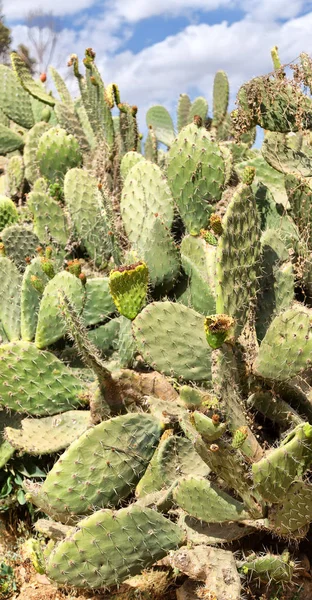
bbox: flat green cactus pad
[46,505,185,588]
[133,301,212,381]
[254,305,312,381]
[4,411,91,455]
[173,476,250,523]
[0,256,21,341]
[0,341,84,415]
[28,413,164,520]
[35,271,85,348]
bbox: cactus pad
[0,225,40,272]
[4,411,91,455]
[133,301,212,381]
[173,476,249,522]
[254,305,312,380]
[109,262,148,320]
[0,256,21,341]
[28,413,164,520]
[0,341,84,415]
[0,196,19,231]
[37,127,82,183]
[167,123,226,234]
[35,271,85,348]
[46,505,184,588]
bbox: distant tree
[17,43,37,75]
[25,10,61,74]
[0,1,11,64]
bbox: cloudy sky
[4,0,312,129]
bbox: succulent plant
[1,45,312,599]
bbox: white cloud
[3,0,96,19]
[239,0,312,21]
[111,0,234,22]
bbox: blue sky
[4,0,312,133]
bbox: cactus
[167,123,226,234]
[82,276,115,326]
[24,121,51,183]
[4,410,91,455]
[252,423,312,502]
[0,225,40,272]
[254,304,312,380]
[215,172,261,334]
[11,52,55,106]
[45,505,184,588]
[145,105,175,147]
[192,411,227,442]
[109,262,148,320]
[27,189,69,246]
[0,64,34,129]
[121,159,174,246]
[173,476,250,522]
[64,168,111,265]
[26,413,164,521]
[133,301,212,381]
[2,45,312,598]
[180,235,216,315]
[0,123,24,154]
[20,257,50,341]
[0,256,21,341]
[240,550,294,584]
[0,341,84,415]
[5,155,24,197]
[0,196,19,231]
[136,431,210,498]
[37,127,82,183]
[35,271,85,348]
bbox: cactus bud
[45,247,53,259]
[30,275,45,294]
[79,273,87,286]
[36,246,43,255]
[109,261,148,320]
[242,166,256,185]
[193,114,203,127]
[0,242,5,256]
[210,444,219,452]
[66,259,82,278]
[41,258,55,279]
[211,414,220,424]
[209,214,223,235]
[85,47,96,59]
[40,73,47,83]
[204,314,235,349]
[200,229,218,246]
[232,426,249,449]
[41,107,51,122]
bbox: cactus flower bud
[30,275,45,294]
[66,259,82,278]
[41,258,55,279]
[204,314,235,349]
[209,214,223,235]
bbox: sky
[4,0,312,133]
